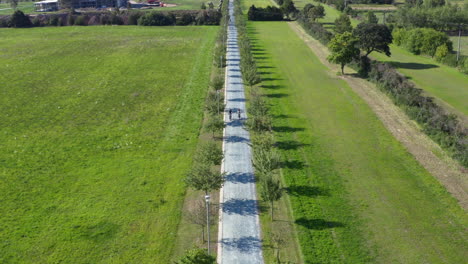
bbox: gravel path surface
[217,1,264,263]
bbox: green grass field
[248,21,467,263]
[451,35,468,57]
[0,2,34,15]
[371,45,468,116]
[0,26,217,263]
[298,2,468,116]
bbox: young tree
[175,248,216,264]
[185,163,224,195]
[308,5,325,21]
[210,74,224,91]
[327,32,360,74]
[334,13,352,34]
[201,2,207,9]
[253,148,281,176]
[208,2,214,9]
[186,200,217,242]
[204,115,225,138]
[260,176,283,221]
[195,141,224,166]
[270,229,286,264]
[353,22,393,58]
[367,11,378,24]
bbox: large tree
[367,11,378,24]
[327,32,360,74]
[308,5,325,21]
[353,22,393,57]
[334,13,352,34]
[185,163,224,195]
[281,0,297,19]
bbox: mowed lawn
[371,45,468,116]
[0,26,217,263]
[248,21,467,263]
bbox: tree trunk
[271,201,274,221]
[341,63,345,74]
[202,226,205,242]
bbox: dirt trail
[289,22,468,210]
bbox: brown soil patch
[289,21,468,210]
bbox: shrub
[49,15,59,26]
[177,13,194,25]
[88,15,101,25]
[110,13,123,25]
[138,12,175,26]
[10,10,31,28]
[74,15,87,26]
[67,13,75,26]
[32,16,42,27]
[248,5,283,21]
[128,12,141,25]
[434,44,449,62]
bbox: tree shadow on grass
[272,126,305,133]
[281,160,306,170]
[275,140,309,150]
[264,93,289,98]
[295,217,344,230]
[388,61,439,70]
[74,221,120,242]
[285,185,329,197]
[261,84,284,90]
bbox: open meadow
[248,20,467,263]
[0,26,217,263]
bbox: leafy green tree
[195,142,223,166]
[210,74,224,91]
[303,3,315,14]
[260,176,283,221]
[327,32,360,74]
[204,115,225,138]
[253,148,281,176]
[208,2,214,9]
[205,90,224,115]
[434,44,449,62]
[353,22,393,57]
[201,2,207,9]
[421,28,452,57]
[9,10,31,28]
[281,0,297,19]
[175,248,216,264]
[334,14,352,34]
[185,163,224,195]
[367,11,378,24]
[308,5,325,21]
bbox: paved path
[217,1,264,263]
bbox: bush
[138,12,175,26]
[248,5,283,21]
[10,10,31,28]
[32,16,42,27]
[48,15,59,26]
[177,13,194,25]
[128,12,141,25]
[434,44,449,62]
[110,13,123,25]
[74,15,87,26]
[67,13,75,26]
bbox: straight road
[217,0,264,263]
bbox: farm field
[0,26,217,263]
[248,21,468,263]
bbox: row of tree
[176,2,229,263]
[247,5,283,21]
[0,9,222,28]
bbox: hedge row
[0,9,222,27]
[247,5,283,21]
[368,62,468,167]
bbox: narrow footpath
[217,0,264,263]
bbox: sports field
[248,21,467,263]
[0,26,217,263]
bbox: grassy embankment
[0,26,217,263]
[247,20,468,263]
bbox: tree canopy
[334,14,352,34]
[353,23,392,57]
[327,32,360,74]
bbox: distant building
[34,0,59,12]
[71,0,127,8]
